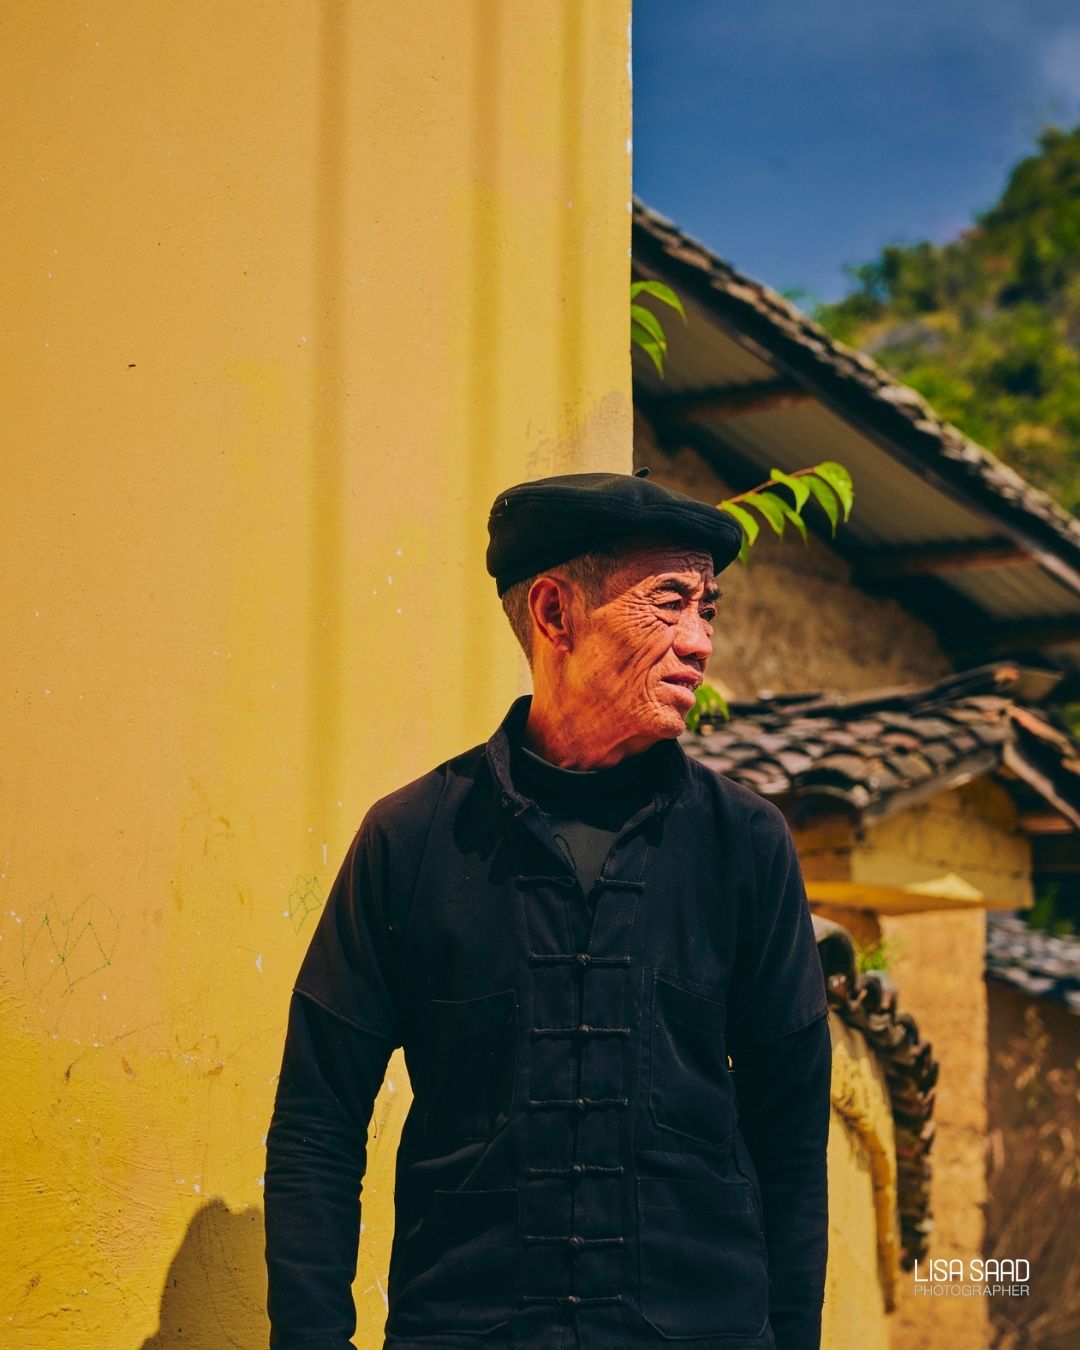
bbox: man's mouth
[661,673,702,692]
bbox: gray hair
[500,533,686,666]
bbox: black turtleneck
[509,739,658,903]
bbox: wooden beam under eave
[805,879,1029,915]
[854,539,1032,580]
[1018,810,1076,834]
[658,379,814,424]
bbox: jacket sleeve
[734,1013,831,1350]
[265,815,403,1349]
[265,993,395,1349]
[732,808,832,1350]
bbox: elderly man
[265,471,832,1350]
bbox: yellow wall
[879,908,990,1350]
[0,4,632,1345]
[855,779,1032,913]
[823,1016,899,1350]
[797,780,1034,915]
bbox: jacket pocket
[648,973,734,1147]
[637,1175,768,1339]
[390,1187,519,1334]
[415,989,518,1143]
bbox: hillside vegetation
[815,125,1080,514]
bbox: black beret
[486,469,744,596]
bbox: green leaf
[630,303,668,351]
[769,466,809,510]
[813,461,854,521]
[804,474,840,535]
[744,489,786,535]
[686,680,730,734]
[774,495,808,542]
[719,499,759,545]
[630,279,686,320]
[631,323,665,376]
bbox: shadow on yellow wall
[140,1200,268,1349]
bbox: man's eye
[700,607,717,622]
[659,600,682,611]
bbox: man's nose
[672,608,713,663]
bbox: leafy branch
[718,462,854,565]
[630,280,857,731]
[629,283,855,561]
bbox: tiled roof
[985,913,1080,1014]
[684,663,1080,827]
[814,916,937,1270]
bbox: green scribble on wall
[22,893,120,996]
[285,875,324,934]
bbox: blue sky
[632,0,1080,301]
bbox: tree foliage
[815,124,1080,512]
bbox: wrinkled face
[559,543,718,749]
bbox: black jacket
[265,696,831,1350]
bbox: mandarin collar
[484,694,689,820]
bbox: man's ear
[527,574,576,656]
